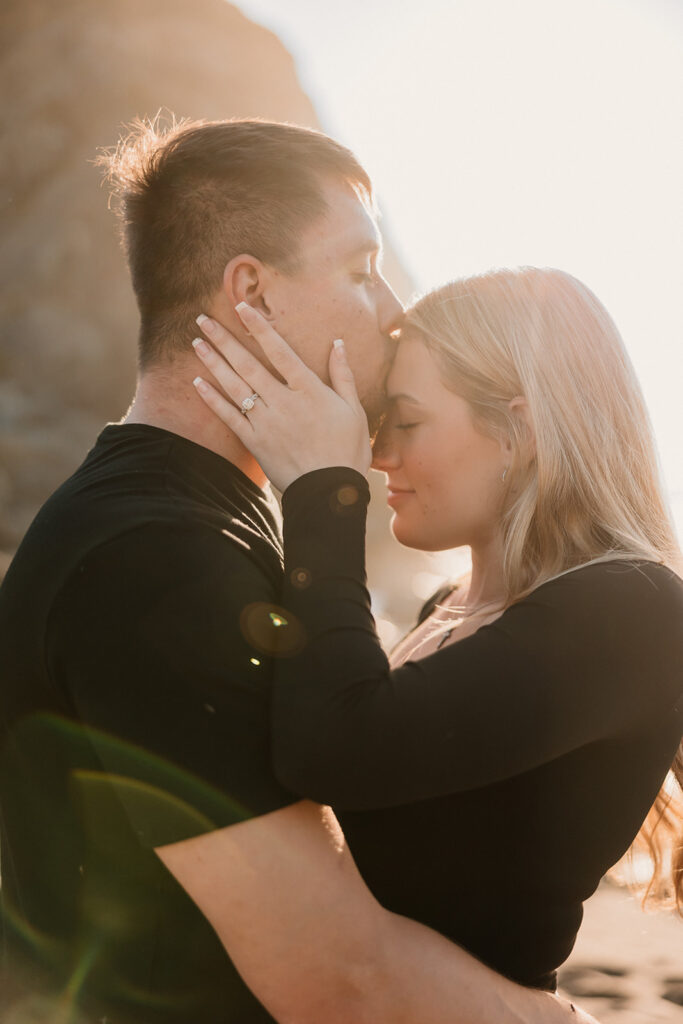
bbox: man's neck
[123,360,267,489]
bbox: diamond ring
[240,393,260,415]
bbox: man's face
[263,181,404,427]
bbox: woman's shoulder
[523,559,683,617]
[502,560,683,709]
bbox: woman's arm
[270,468,679,808]
[157,800,598,1024]
[191,308,682,811]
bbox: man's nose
[378,279,404,336]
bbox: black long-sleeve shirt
[272,468,683,989]
[0,425,294,1023]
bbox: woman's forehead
[386,335,437,394]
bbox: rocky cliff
[0,0,414,587]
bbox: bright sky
[237,0,682,539]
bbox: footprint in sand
[558,965,632,1008]
[662,978,683,1007]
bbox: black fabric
[0,424,295,1023]
[415,582,458,626]
[273,467,683,990]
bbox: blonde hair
[404,266,683,911]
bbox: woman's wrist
[282,466,370,504]
[281,467,371,600]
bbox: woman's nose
[371,417,401,470]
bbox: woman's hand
[192,303,372,493]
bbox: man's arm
[157,801,598,1024]
[51,526,595,1023]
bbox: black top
[272,468,683,990]
[0,425,296,1023]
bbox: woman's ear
[506,396,536,462]
[222,255,273,318]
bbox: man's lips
[386,486,415,507]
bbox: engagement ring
[240,393,260,415]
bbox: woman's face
[372,336,508,552]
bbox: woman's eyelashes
[385,400,421,432]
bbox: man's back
[0,424,294,1022]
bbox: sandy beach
[558,878,683,1022]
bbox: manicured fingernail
[235,302,252,317]
[333,338,345,354]
[193,376,209,393]
[196,314,215,333]
[192,338,210,355]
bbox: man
[0,119,589,1024]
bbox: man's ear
[504,396,536,462]
[222,255,274,318]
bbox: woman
[192,267,683,1006]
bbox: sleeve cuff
[281,468,370,590]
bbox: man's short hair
[98,118,373,368]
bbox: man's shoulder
[69,518,279,593]
[1,425,283,635]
